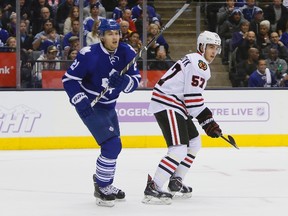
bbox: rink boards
[0,89,287,150]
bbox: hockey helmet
[98,19,120,36]
[197,31,221,55]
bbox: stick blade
[227,135,239,149]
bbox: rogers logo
[0,66,12,74]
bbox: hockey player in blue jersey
[62,19,141,207]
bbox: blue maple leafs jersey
[62,42,141,109]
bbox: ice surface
[0,147,287,216]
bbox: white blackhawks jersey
[148,52,211,119]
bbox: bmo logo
[0,66,12,74]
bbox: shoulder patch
[198,60,207,71]
[79,46,91,55]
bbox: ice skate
[93,174,125,207]
[168,176,192,199]
[142,174,172,205]
[108,184,126,201]
[94,182,116,207]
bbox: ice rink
[0,147,287,216]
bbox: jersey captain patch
[198,60,207,71]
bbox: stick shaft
[91,0,192,107]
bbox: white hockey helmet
[197,31,221,55]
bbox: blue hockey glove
[197,107,222,138]
[108,72,133,92]
[72,93,94,118]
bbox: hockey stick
[221,135,239,149]
[91,0,193,107]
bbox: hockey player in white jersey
[142,31,222,205]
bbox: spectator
[233,47,260,87]
[20,19,34,88]
[86,19,101,45]
[6,12,16,37]
[236,30,260,62]
[265,47,288,84]
[63,6,79,35]
[83,0,106,19]
[116,9,137,32]
[63,47,78,69]
[47,0,61,16]
[262,31,288,61]
[31,6,54,37]
[146,33,159,59]
[67,47,78,61]
[279,73,288,86]
[68,35,81,51]
[240,0,262,22]
[0,8,8,30]
[30,0,54,35]
[127,31,142,50]
[249,7,264,37]
[56,0,75,34]
[148,23,169,53]
[218,8,246,64]
[231,20,250,50]
[112,0,128,20]
[5,36,16,51]
[0,27,9,47]
[0,0,15,23]
[256,20,272,50]
[217,0,237,28]
[283,0,288,8]
[264,0,288,33]
[131,0,160,26]
[83,2,105,36]
[148,45,175,70]
[32,45,61,87]
[20,0,32,33]
[62,19,80,55]
[248,59,278,87]
[19,18,34,87]
[119,20,131,43]
[32,19,61,51]
[40,27,61,58]
[20,19,34,56]
[280,20,288,47]
[134,9,149,38]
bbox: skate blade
[115,197,126,202]
[96,198,115,207]
[142,195,172,205]
[171,191,192,199]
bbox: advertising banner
[0,90,287,149]
[0,52,16,87]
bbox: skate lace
[99,185,119,195]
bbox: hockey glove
[72,92,94,118]
[197,107,222,138]
[108,72,134,93]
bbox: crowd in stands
[0,0,173,88]
[1,0,288,88]
[205,0,288,87]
